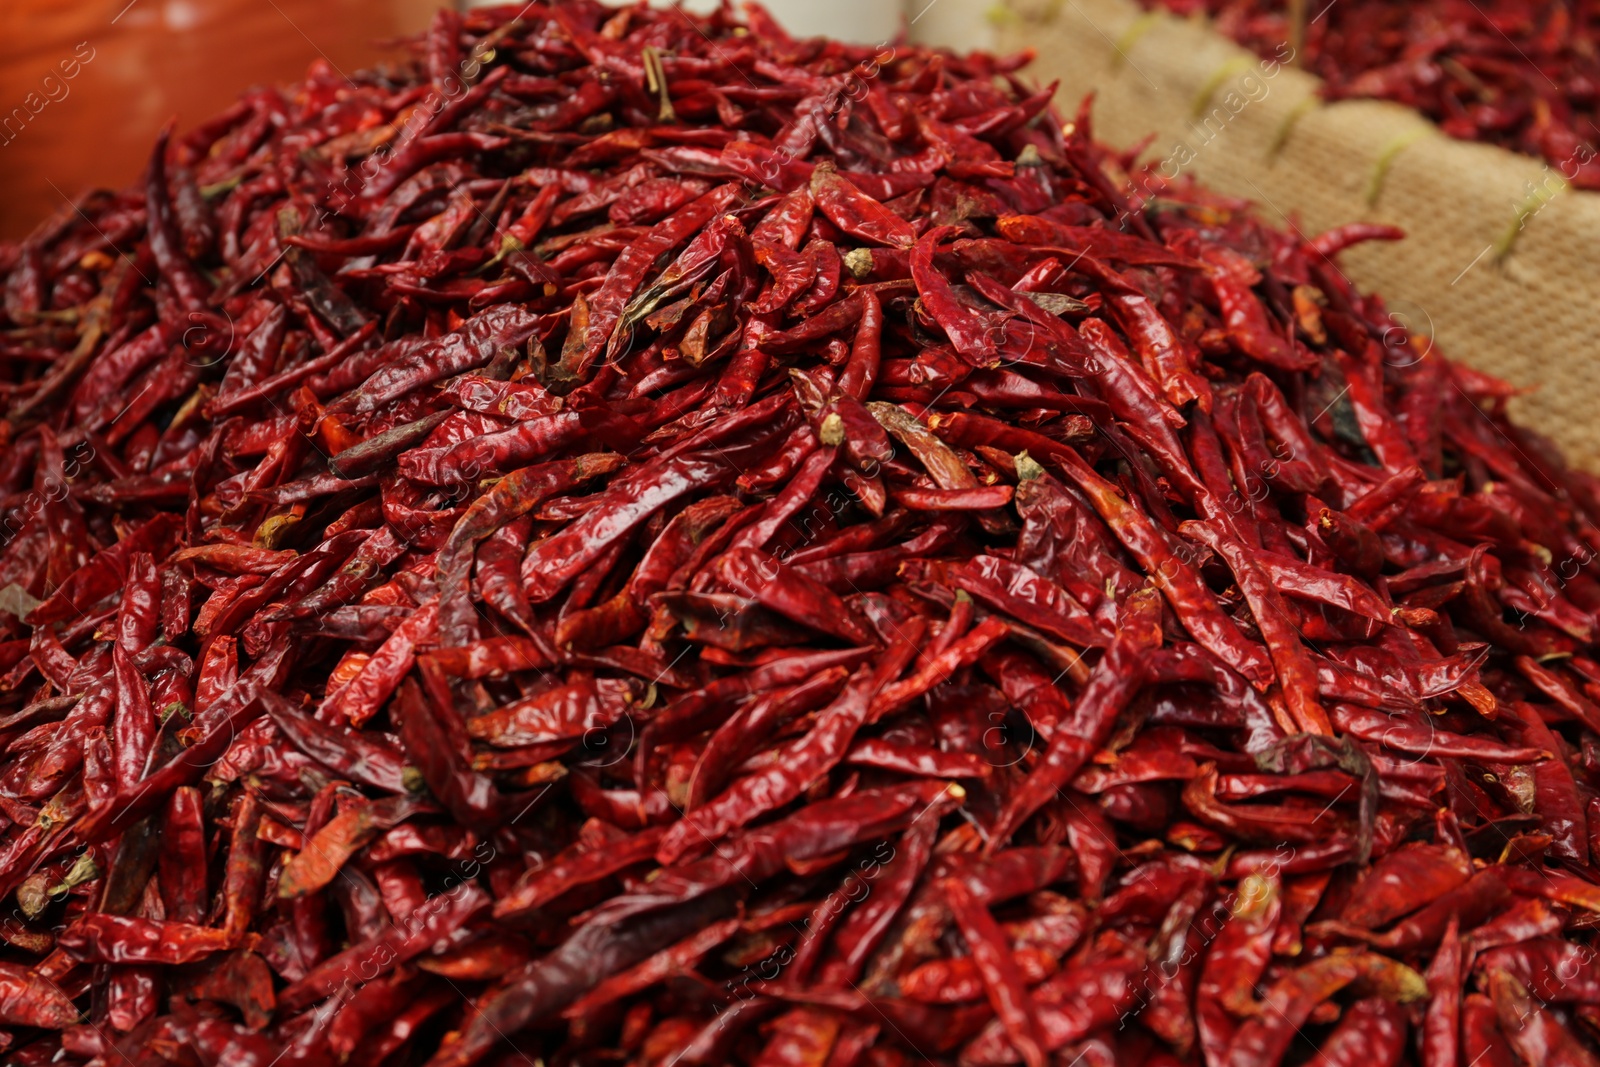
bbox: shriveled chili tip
[0,962,80,1029]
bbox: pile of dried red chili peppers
[1143,0,1600,187]
[3,2,1600,1065]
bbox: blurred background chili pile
[1137,0,1600,186]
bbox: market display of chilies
[4,2,1600,1065]
[1142,0,1600,187]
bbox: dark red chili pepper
[1488,966,1600,1065]
[943,876,1047,1067]
[144,126,212,313]
[811,161,918,249]
[989,586,1162,846]
[1421,914,1463,1067]
[655,632,920,864]
[157,786,208,925]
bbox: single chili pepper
[809,822,940,993]
[1307,223,1406,261]
[1330,703,1551,761]
[1421,914,1463,1067]
[656,635,920,864]
[144,127,212,313]
[494,825,667,920]
[1340,842,1472,929]
[1183,519,1329,734]
[1475,937,1600,1003]
[1315,867,1512,953]
[686,669,850,808]
[59,915,234,965]
[1343,347,1424,473]
[157,786,208,925]
[989,586,1163,846]
[995,214,1203,268]
[1489,966,1600,1066]
[521,452,733,604]
[845,738,993,780]
[811,161,917,249]
[959,951,1147,1064]
[436,453,623,645]
[278,793,432,898]
[836,289,883,401]
[1461,898,1564,956]
[1088,268,1214,412]
[0,961,81,1029]
[752,240,816,314]
[1459,993,1520,1067]
[467,675,640,751]
[328,307,542,417]
[943,876,1048,1067]
[320,601,437,728]
[563,917,741,1019]
[597,780,963,930]
[760,292,866,355]
[324,411,451,480]
[912,225,999,364]
[1195,873,1280,1063]
[714,546,875,646]
[220,789,266,942]
[946,554,1103,649]
[1309,997,1410,1066]
[106,967,164,1033]
[1202,246,1317,372]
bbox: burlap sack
[991,0,1600,469]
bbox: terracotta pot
[0,0,443,240]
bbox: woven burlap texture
[996,0,1600,469]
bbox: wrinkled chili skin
[2,5,1600,1067]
